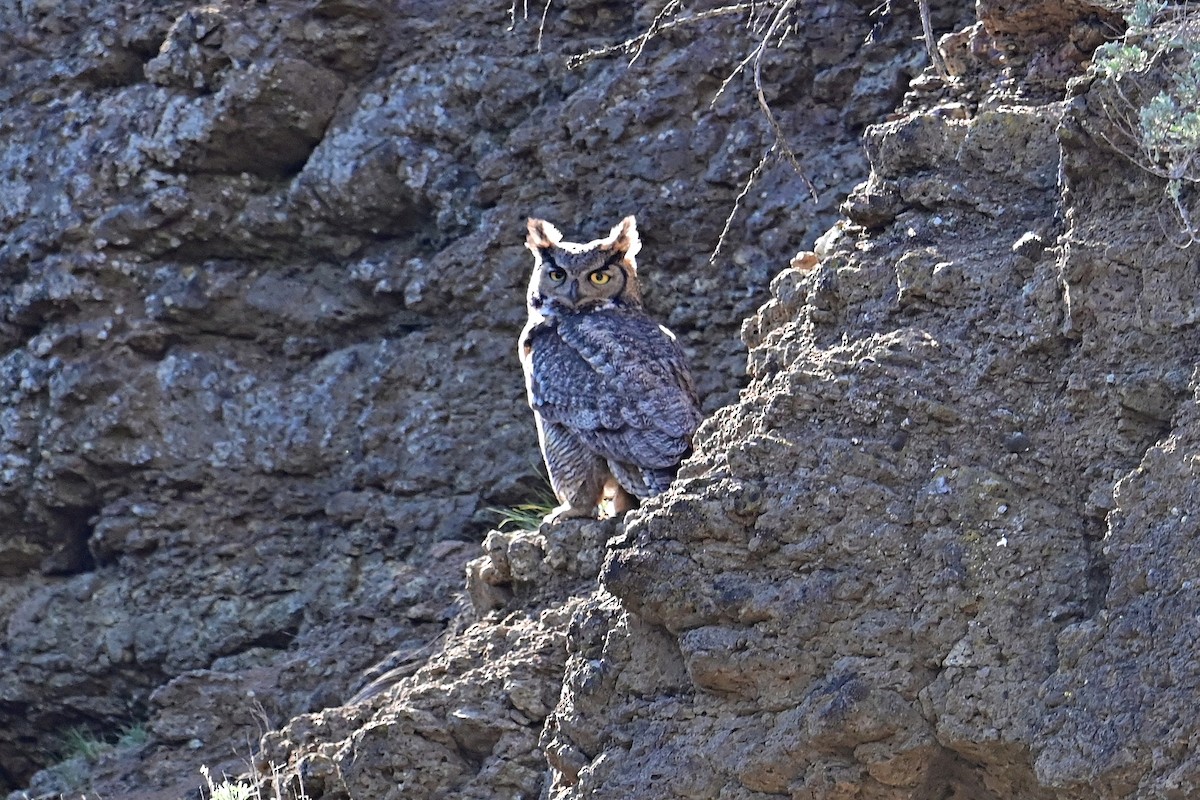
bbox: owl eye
[547,267,566,282]
[588,270,612,286]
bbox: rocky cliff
[2,0,1197,798]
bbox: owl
[519,215,702,522]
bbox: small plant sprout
[58,727,112,763]
[201,765,257,800]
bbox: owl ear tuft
[527,218,563,251]
[605,215,641,261]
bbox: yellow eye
[589,270,611,286]
[547,268,566,282]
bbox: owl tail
[608,459,679,499]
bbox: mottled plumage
[519,215,702,521]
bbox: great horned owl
[519,215,702,522]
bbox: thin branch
[566,3,757,69]
[918,0,949,77]
[506,0,530,31]
[712,35,766,107]
[536,0,553,53]
[629,0,683,67]
[710,143,777,263]
[752,0,819,199]
[549,0,827,258]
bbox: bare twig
[710,143,777,262]
[752,0,819,199]
[536,0,553,52]
[506,0,530,31]
[629,0,682,66]
[917,0,949,77]
[712,36,766,107]
[530,0,826,258]
[566,3,757,69]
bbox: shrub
[1090,0,1200,245]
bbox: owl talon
[601,482,637,518]
[542,503,596,525]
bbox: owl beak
[565,281,580,305]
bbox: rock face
[0,0,931,796]
[3,0,1197,799]
[544,6,1200,800]
[258,519,617,800]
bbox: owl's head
[525,216,643,315]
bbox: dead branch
[918,0,949,77]
[565,3,758,69]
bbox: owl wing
[525,310,702,470]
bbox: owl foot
[600,481,637,518]
[542,502,596,525]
